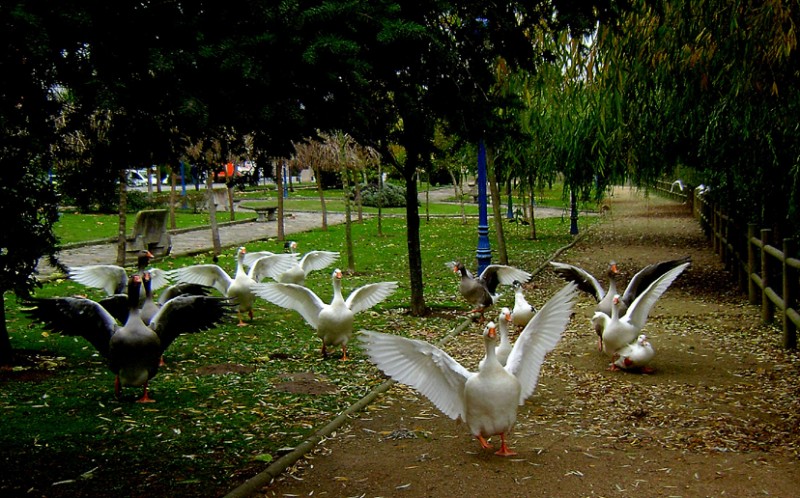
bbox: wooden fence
[653,180,799,349]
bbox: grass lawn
[54,182,596,245]
[3,203,599,496]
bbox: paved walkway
[36,187,574,279]
[36,211,347,279]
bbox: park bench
[127,209,172,258]
[253,206,278,222]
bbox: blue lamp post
[476,140,492,274]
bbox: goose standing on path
[551,256,691,349]
[359,283,577,456]
[24,275,233,402]
[446,261,531,319]
[592,261,690,355]
[252,268,398,360]
[243,241,339,286]
[168,246,296,326]
[510,280,536,329]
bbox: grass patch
[4,189,599,496]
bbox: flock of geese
[23,244,689,456]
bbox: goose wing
[68,264,127,296]
[345,281,398,314]
[248,254,299,282]
[242,250,275,268]
[23,296,118,358]
[621,256,691,307]
[157,283,213,305]
[549,262,606,301]
[298,251,340,275]
[251,282,326,328]
[479,265,531,294]
[506,283,577,403]
[359,330,473,421]
[150,295,234,351]
[624,262,690,330]
[167,265,233,296]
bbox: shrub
[359,182,412,208]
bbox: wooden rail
[653,180,799,349]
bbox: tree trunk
[355,171,364,223]
[404,157,427,316]
[486,152,508,264]
[343,170,355,272]
[529,174,538,240]
[116,168,128,266]
[424,172,430,223]
[276,160,285,241]
[207,174,221,258]
[227,182,235,222]
[0,292,13,366]
[314,166,328,231]
[168,171,177,229]
[449,169,467,224]
[377,162,383,236]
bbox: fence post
[748,224,758,304]
[761,229,774,323]
[783,238,797,349]
[713,209,720,255]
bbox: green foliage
[359,182,409,208]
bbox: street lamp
[475,140,491,274]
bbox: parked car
[126,169,148,187]
[125,169,170,187]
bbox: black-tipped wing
[621,256,691,307]
[549,261,605,301]
[157,283,213,305]
[149,295,234,351]
[23,297,118,358]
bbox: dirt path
[256,187,800,498]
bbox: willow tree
[292,139,331,231]
[321,131,361,273]
[593,0,800,239]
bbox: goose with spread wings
[167,246,296,326]
[242,241,339,286]
[551,256,690,349]
[592,261,690,355]
[24,275,232,402]
[68,249,169,302]
[252,268,397,360]
[446,261,531,318]
[359,283,577,456]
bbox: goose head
[484,321,498,341]
[501,306,512,323]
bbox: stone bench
[127,209,172,258]
[253,206,278,222]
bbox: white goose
[68,249,169,301]
[480,307,513,368]
[592,261,689,355]
[252,268,398,360]
[168,247,296,326]
[243,241,339,286]
[611,333,655,373]
[510,280,536,328]
[551,256,690,349]
[359,283,577,456]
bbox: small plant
[359,182,412,208]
